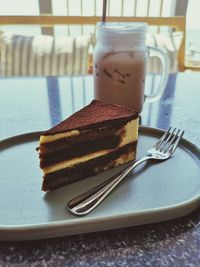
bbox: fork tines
[156,127,184,153]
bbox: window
[186,0,200,66]
[1,0,198,66]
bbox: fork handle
[67,156,150,216]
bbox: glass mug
[93,22,169,113]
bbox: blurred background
[0,0,199,51]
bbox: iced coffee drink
[93,22,147,113]
[94,22,169,112]
[94,50,146,112]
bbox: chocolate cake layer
[42,100,138,135]
[40,135,120,168]
[42,142,136,191]
[40,123,125,154]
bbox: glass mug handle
[145,46,169,103]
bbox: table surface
[0,73,200,266]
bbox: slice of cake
[38,100,139,191]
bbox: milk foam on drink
[94,22,147,113]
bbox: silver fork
[67,127,184,216]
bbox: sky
[186,0,200,29]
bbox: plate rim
[0,126,200,240]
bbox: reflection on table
[0,73,200,147]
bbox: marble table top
[0,73,200,266]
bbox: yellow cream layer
[40,130,80,144]
[119,118,138,147]
[42,118,138,175]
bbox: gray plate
[0,126,200,241]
